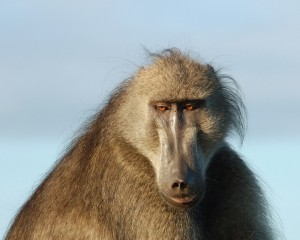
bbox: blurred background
[1,0,299,239]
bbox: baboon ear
[206,64,215,73]
[205,64,218,80]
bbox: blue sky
[1,0,299,238]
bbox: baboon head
[115,49,245,208]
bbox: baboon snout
[158,167,204,209]
[169,171,201,194]
[157,122,204,208]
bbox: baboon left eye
[184,100,206,111]
[185,104,194,111]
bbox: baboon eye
[155,105,170,111]
[185,104,194,111]
[184,100,206,111]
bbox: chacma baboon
[5,49,275,239]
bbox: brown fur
[5,49,275,239]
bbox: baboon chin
[6,49,276,240]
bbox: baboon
[6,49,275,239]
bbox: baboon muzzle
[157,109,205,208]
[158,152,205,208]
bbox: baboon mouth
[170,196,195,204]
[159,191,200,209]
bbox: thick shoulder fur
[202,146,276,239]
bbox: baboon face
[118,52,239,208]
[150,99,207,208]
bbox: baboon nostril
[171,180,187,189]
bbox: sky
[0,0,299,239]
